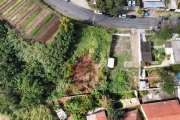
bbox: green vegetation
[74,24,112,64]
[3,0,23,15]
[20,8,42,30]
[157,68,176,95]
[170,64,180,73]
[89,0,124,15]
[139,91,148,97]
[152,48,165,64]
[150,82,157,87]
[30,14,53,35]
[178,2,180,8]
[137,9,144,17]
[0,0,7,7]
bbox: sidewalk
[70,0,92,10]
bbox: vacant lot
[0,0,60,43]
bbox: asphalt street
[46,0,160,29]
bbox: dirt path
[25,9,51,35]
[15,5,40,29]
[0,115,10,120]
[5,0,27,20]
[0,0,17,14]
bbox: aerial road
[46,0,159,29]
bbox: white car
[127,0,131,6]
[94,10,102,14]
[119,14,127,18]
[132,0,135,6]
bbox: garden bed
[0,0,17,14]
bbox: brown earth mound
[68,54,99,94]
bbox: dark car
[127,15,136,19]
[103,12,113,17]
[160,16,168,20]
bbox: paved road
[46,0,159,29]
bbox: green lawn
[20,8,42,30]
[146,35,165,46]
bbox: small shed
[86,111,107,120]
[123,109,142,120]
[141,42,152,62]
[107,57,115,68]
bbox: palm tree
[59,17,74,33]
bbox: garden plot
[15,5,40,29]
[24,9,51,35]
[32,15,60,43]
[12,3,36,25]
[5,0,27,20]
[0,0,17,14]
[0,0,12,11]
[0,0,8,7]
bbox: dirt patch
[67,54,99,95]
[146,71,161,82]
[0,115,10,120]
[0,0,12,12]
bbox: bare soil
[15,5,40,29]
[25,9,51,35]
[5,0,27,20]
[0,115,10,120]
[0,0,17,14]
[0,0,12,12]
[36,17,60,43]
[67,54,99,94]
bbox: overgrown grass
[74,24,112,66]
[20,8,42,30]
[0,0,7,7]
[146,35,164,46]
[3,0,23,15]
[30,14,53,35]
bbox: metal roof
[143,2,165,8]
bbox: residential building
[124,109,142,120]
[143,1,165,8]
[86,110,107,120]
[141,100,180,120]
[141,42,152,63]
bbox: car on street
[103,12,113,17]
[178,17,180,20]
[119,14,127,18]
[64,0,70,2]
[160,16,168,20]
[132,0,135,6]
[127,0,131,6]
[94,10,102,14]
[127,15,136,19]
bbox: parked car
[103,12,113,17]
[127,0,131,6]
[64,0,70,2]
[132,0,135,6]
[160,16,168,20]
[178,17,180,20]
[94,10,102,14]
[127,15,136,19]
[119,14,127,18]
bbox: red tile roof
[86,111,107,120]
[141,100,180,120]
[123,109,142,120]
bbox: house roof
[143,2,165,8]
[123,109,142,120]
[86,111,107,120]
[171,41,180,63]
[141,42,152,62]
[141,100,180,120]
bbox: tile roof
[141,100,180,120]
[123,109,142,120]
[86,111,107,120]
